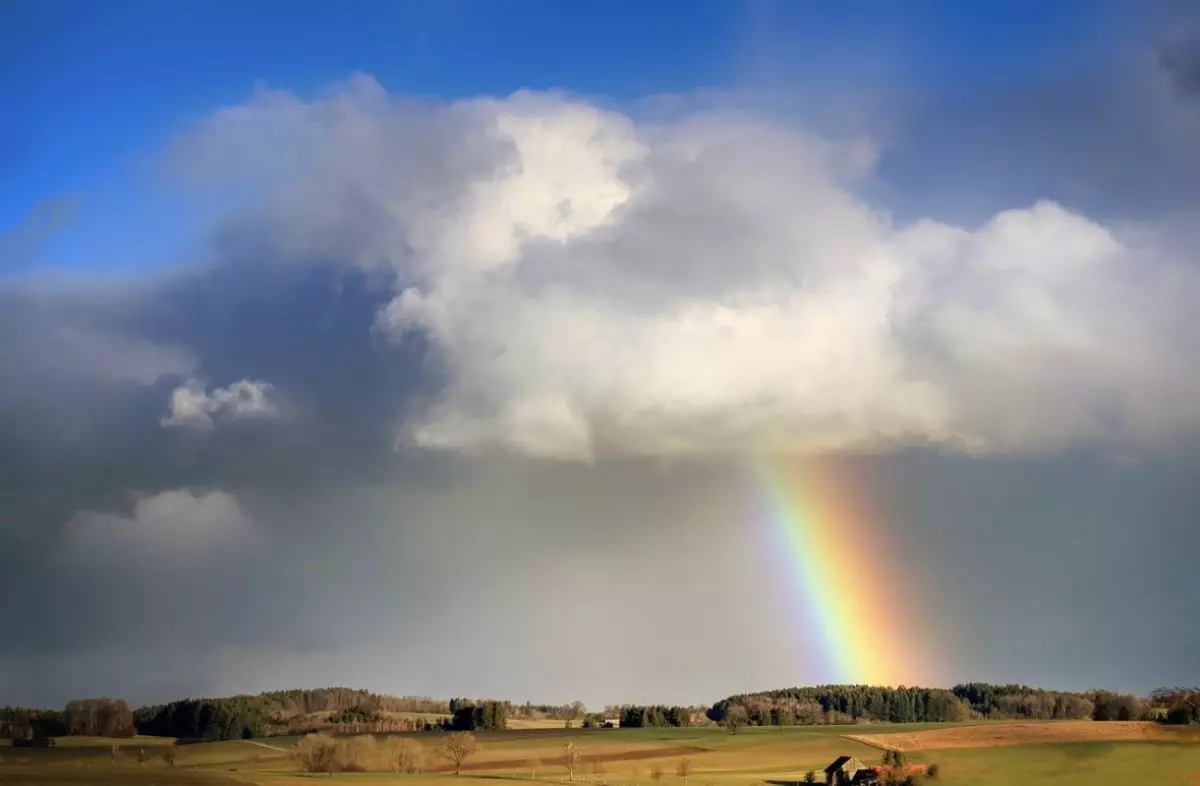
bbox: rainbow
[757,458,914,686]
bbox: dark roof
[824,756,856,775]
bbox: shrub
[334,734,380,772]
[1165,707,1193,725]
[384,737,425,773]
[1092,692,1142,721]
[926,762,940,779]
[294,733,338,773]
[12,736,55,748]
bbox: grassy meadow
[2,722,1197,786]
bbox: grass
[0,724,1196,785]
[902,741,1200,785]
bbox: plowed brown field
[845,721,1187,751]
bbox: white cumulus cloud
[161,378,279,430]
[172,76,1200,460]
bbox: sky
[2,0,1199,710]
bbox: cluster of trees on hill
[327,705,382,724]
[135,696,269,741]
[712,685,973,725]
[449,700,508,730]
[1086,691,1144,722]
[262,688,449,716]
[132,688,452,740]
[709,683,1134,725]
[950,683,1096,720]
[615,705,696,727]
[1,699,135,741]
[63,698,136,737]
[511,700,587,721]
[0,707,68,740]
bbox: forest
[705,683,1174,726]
[2,683,1196,742]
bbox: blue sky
[3,0,1132,275]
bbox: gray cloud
[4,14,1200,708]
[61,488,256,566]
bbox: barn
[823,756,873,785]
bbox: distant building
[603,718,620,728]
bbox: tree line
[614,705,697,727]
[0,707,69,741]
[707,683,1163,725]
[135,696,270,741]
[261,688,449,716]
[512,700,588,721]
[1,699,136,742]
[3,682,1194,741]
[132,688,454,741]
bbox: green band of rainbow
[758,458,910,687]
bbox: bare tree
[163,746,178,768]
[676,758,693,786]
[531,756,543,780]
[650,763,664,786]
[441,732,479,776]
[563,742,582,782]
[388,737,425,773]
[136,747,146,766]
[803,771,816,784]
[723,706,748,735]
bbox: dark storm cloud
[0,261,444,677]
[1160,34,1200,98]
[0,258,770,706]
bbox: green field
[1,723,1197,786]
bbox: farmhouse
[823,756,872,785]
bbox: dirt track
[845,721,1187,751]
